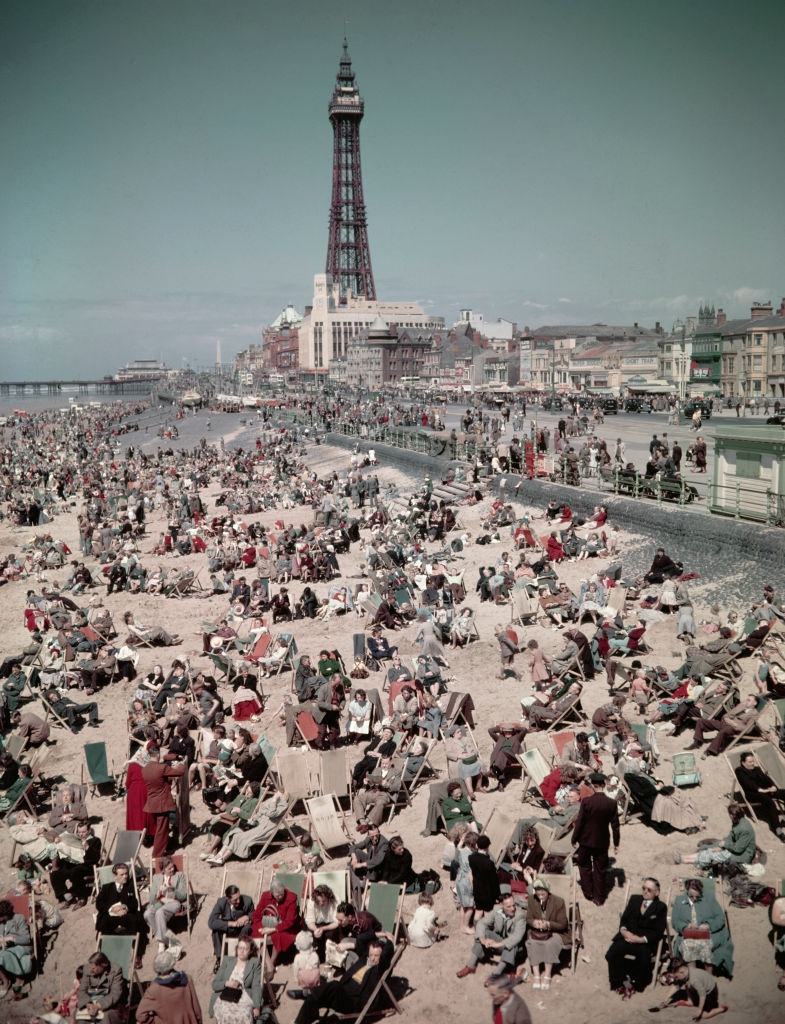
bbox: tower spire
[325,40,376,300]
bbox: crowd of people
[0,396,784,1024]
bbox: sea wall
[326,431,785,595]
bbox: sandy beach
[1,414,784,1024]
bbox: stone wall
[325,431,785,597]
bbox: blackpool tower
[325,39,376,301]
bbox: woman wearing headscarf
[523,877,568,989]
[671,878,734,976]
[136,949,203,1024]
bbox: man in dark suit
[605,877,667,992]
[291,938,393,1023]
[572,772,620,905]
[207,884,254,970]
[142,746,186,856]
[95,862,147,964]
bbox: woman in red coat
[545,532,565,562]
[251,880,301,969]
[125,754,155,835]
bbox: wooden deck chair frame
[724,703,769,752]
[510,586,540,627]
[97,932,139,1006]
[518,747,552,807]
[150,851,195,934]
[618,776,647,825]
[335,939,407,1024]
[220,864,263,904]
[440,691,475,731]
[0,777,37,826]
[537,872,582,974]
[543,694,585,734]
[387,739,439,819]
[251,799,301,863]
[38,691,74,732]
[362,879,405,942]
[305,794,354,855]
[263,867,307,901]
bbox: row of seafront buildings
[234,281,785,401]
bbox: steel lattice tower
[325,40,376,300]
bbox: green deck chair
[364,880,403,939]
[310,869,349,903]
[83,742,116,795]
[272,870,306,900]
[98,933,138,1004]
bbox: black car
[624,398,652,413]
[600,397,619,414]
[542,397,563,411]
[766,415,785,426]
[683,400,712,420]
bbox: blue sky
[1,0,784,378]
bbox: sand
[1,431,783,1024]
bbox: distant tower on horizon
[215,339,222,368]
[325,38,376,301]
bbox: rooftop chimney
[716,308,726,326]
[750,301,773,319]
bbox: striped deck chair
[518,747,552,807]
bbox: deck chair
[97,933,138,1005]
[250,800,301,863]
[109,829,146,873]
[319,748,352,809]
[276,750,318,809]
[220,864,263,904]
[518,747,552,807]
[307,869,349,903]
[92,861,139,907]
[151,853,195,934]
[0,777,37,824]
[363,880,405,941]
[246,633,275,671]
[543,694,585,733]
[725,742,785,822]
[482,806,520,866]
[6,891,37,961]
[305,794,353,855]
[606,585,628,614]
[510,587,539,626]
[38,691,74,731]
[672,751,701,788]
[539,872,582,974]
[725,699,769,752]
[294,709,320,749]
[440,691,476,731]
[164,571,198,599]
[548,729,577,765]
[4,734,26,762]
[353,632,379,671]
[337,940,406,1024]
[389,739,438,818]
[265,868,307,901]
[81,741,117,796]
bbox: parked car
[683,400,712,420]
[599,397,619,414]
[624,398,653,413]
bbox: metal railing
[275,410,785,527]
